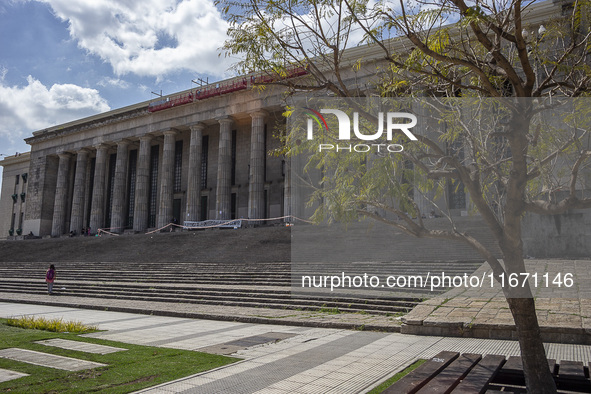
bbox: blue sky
[0,0,234,178]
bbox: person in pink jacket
[45,264,56,295]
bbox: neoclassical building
[0,0,574,244]
[1,78,293,238]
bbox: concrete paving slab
[0,368,29,383]
[35,338,126,354]
[0,348,107,371]
[2,302,591,393]
[196,344,246,355]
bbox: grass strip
[0,318,239,393]
[367,359,426,394]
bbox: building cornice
[0,152,31,167]
[22,0,561,146]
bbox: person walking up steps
[45,264,56,295]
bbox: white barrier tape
[97,215,314,236]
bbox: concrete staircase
[0,217,498,315]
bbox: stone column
[51,152,72,237]
[157,129,178,228]
[89,144,109,234]
[110,139,130,233]
[133,135,153,232]
[70,149,89,234]
[216,117,233,220]
[249,111,266,222]
[186,123,204,222]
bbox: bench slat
[382,351,459,394]
[416,353,482,394]
[558,360,585,380]
[500,355,556,375]
[451,354,506,394]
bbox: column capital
[115,138,132,147]
[163,128,179,136]
[189,122,206,132]
[217,116,234,125]
[76,148,91,155]
[139,134,154,143]
[56,151,72,159]
[93,143,110,151]
[250,109,268,119]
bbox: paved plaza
[402,260,591,343]
[1,302,591,393]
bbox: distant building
[0,152,30,238]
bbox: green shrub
[6,316,97,333]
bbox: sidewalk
[2,302,591,393]
[0,292,403,332]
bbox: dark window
[148,145,159,228]
[19,212,23,229]
[106,153,117,227]
[231,193,237,220]
[231,129,237,185]
[14,175,19,193]
[11,213,15,230]
[173,140,183,192]
[201,135,209,189]
[263,189,268,219]
[173,198,181,223]
[126,149,138,228]
[447,140,466,209]
[200,195,208,220]
[448,180,466,209]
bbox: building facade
[1,81,291,238]
[0,0,572,243]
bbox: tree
[220,0,591,392]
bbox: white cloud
[97,77,130,89]
[0,75,110,142]
[37,0,231,78]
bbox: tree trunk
[506,297,557,393]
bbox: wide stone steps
[0,286,413,315]
[0,221,494,315]
[0,280,418,305]
[0,262,483,314]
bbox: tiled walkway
[2,302,591,393]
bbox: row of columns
[50,111,270,237]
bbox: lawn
[0,318,240,393]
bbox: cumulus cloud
[37,0,231,78]
[0,74,110,142]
